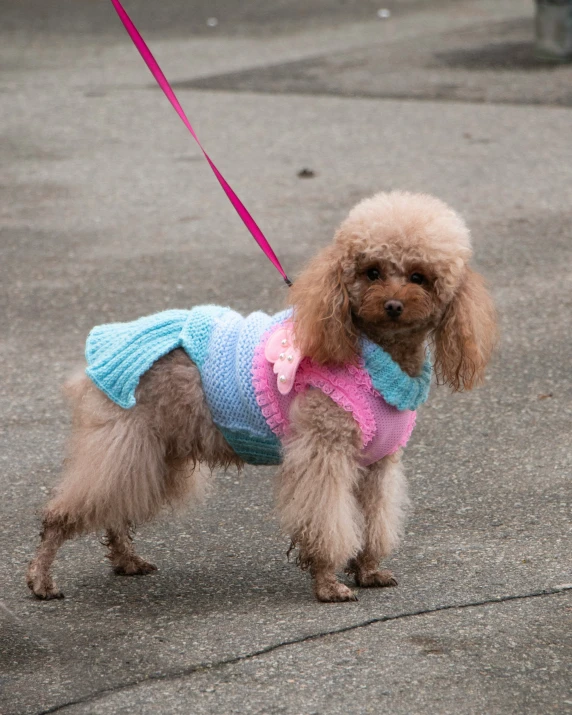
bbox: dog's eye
[410,272,426,285]
[366,267,381,281]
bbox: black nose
[384,300,404,318]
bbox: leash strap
[109,0,291,286]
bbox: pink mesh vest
[252,323,418,467]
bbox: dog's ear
[289,245,359,365]
[434,267,497,391]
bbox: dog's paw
[355,569,398,588]
[29,584,65,600]
[315,580,358,603]
[113,556,157,576]
[26,567,64,600]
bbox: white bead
[279,352,285,360]
[281,339,288,347]
[287,355,294,362]
[279,375,287,383]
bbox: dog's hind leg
[27,373,168,599]
[103,527,157,575]
[27,351,237,600]
[348,453,408,588]
[277,390,364,603]
[26,517,71,599]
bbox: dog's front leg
[348,453,408,587]
[276,390,364,602]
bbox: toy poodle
[27,191,497,603]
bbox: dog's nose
[384,300,404,319]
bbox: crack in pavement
[35,585,572,715]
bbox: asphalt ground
[1,1,571,713]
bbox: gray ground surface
[1,1,571,713]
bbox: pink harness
[252,325,416,467]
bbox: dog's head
[289,191,497,391]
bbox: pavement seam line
[35,585,571,715]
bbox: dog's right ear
[289,245,359,365]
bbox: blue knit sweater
[85,307,431,465]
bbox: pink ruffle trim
[252,325,379,448]
[252,337,289,437]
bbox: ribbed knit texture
[85,307,228,409]
[85,307,288,464]
[85,308,432,465]
[197,309,288,464]
[361,338,432,411]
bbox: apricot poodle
[27,191,496,602]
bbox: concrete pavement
[1,1,571,713]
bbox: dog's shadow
[57,551,313,618]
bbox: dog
[27,191,496,603]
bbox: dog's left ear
[288,245,359,365]
[434,268,497,391]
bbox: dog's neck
[363,327,429,377]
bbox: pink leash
[109,0,291,286]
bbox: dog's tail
[62,367,90,405]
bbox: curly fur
[27,191,496,603]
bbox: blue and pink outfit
[85,307,431,466]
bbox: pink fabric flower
[263,324,303,395]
